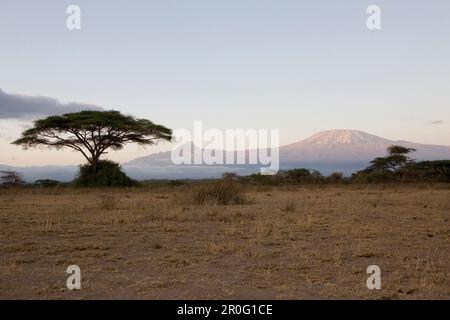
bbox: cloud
[0,88,103,119]
[430,120,444,125]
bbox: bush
[74,160,138,187]
[241,169,325,186]
[402,161,450,182]
[35,179,61,188]
[328,172,343,184]
[352,169,397,183]
[193,176,247,205]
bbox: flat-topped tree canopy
[12,110,173,169]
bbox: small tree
[353,145,417,182]
[367,145,416,173]
[12,110,173,173]
[0,170,25,187]
[328,171,343,183]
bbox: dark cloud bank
[0,88,103,119]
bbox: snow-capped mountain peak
[287,129,390,147]
[308,129,384,144]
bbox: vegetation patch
[192,175,248,205]
[74,160,138,187]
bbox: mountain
[281,129,450,163]
[3,130,450,181]
[0,164,78,182]
[124,130,450,178]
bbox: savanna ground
[0,184,449,299]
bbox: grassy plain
[1,184,449,299]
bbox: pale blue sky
[0,0,449,165]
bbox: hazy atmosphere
[1,0,449,166]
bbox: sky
[0,0,449,166]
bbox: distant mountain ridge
[126,129,450,165]
[120,129,450,179]
[3,130,450,181]
[280,129,450,163]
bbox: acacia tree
[12,110,172,173]
[0,170,25,187]
[368,145,416,173]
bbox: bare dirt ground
[1,184,449,299]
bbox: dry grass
[0,184,449,299]
[180,178,248,205]
[282,199,297,212]
[98,193,118,211]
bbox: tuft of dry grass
[98,193,118,210]
[282,199,297,212]
[191,178,248,205]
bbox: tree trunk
[91,156,100,176]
